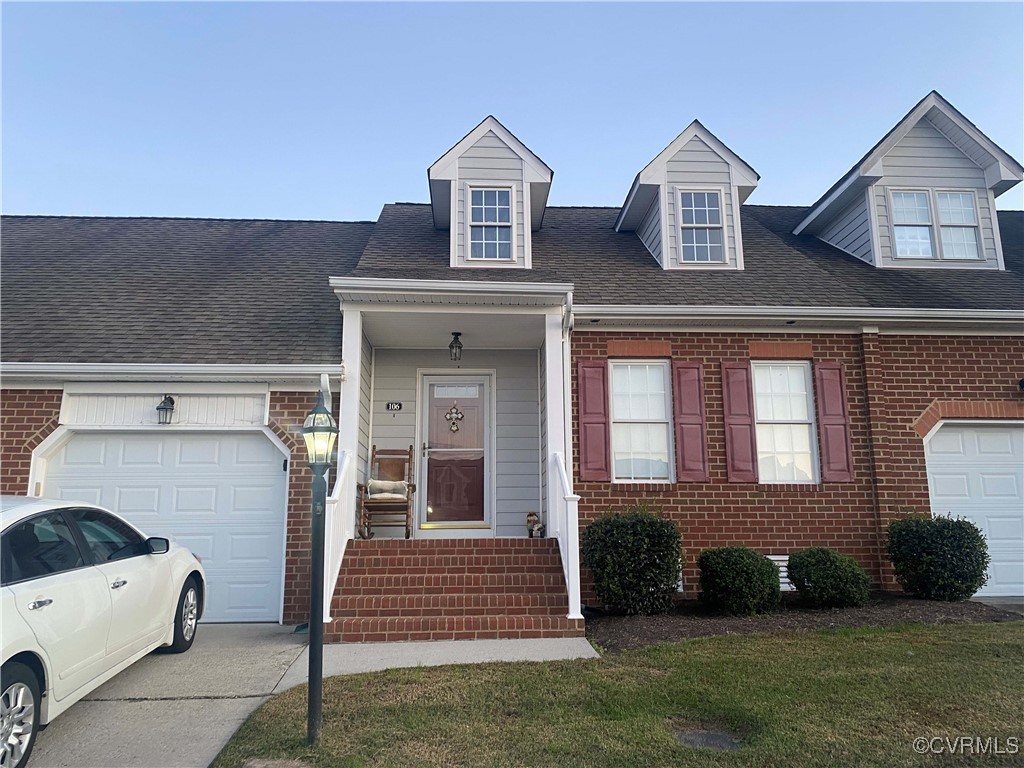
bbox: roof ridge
[0,214,377,225]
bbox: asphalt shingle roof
[355,203,1024,309]
[1,205,1021,365]
[1,216,373,364]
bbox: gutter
[573,305,1024,324]
[0,362,346,385]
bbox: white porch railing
[323,450,355,620]
[551,452,583,619]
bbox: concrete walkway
[30,626,597,768]
[974,596,1024,616]
[274,636,599,693]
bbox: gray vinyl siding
[663,137,739,269]
[819,193,873,264]
[455,131,527,269]
[636,195,663,266]
[369,349,540,538]
[873,117,999,269]
[357,333,373,483]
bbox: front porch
[321,278,583,641]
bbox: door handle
[27,599,53,610]
[111,579,128,590]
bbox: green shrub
[887,514,989,601]
[787,547,870,608]
[581,504,681,615]
[698,547,780,615]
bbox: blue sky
[3,2,1022,220]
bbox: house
[2,91,1022,641]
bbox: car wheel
[167,577,200,654]
[1,661,40,768]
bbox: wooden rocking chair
[357,445,416,539]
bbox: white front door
[418,375,493,537]
[925,423,1024,597]
[44,431,288,621]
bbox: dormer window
[891,189,981,261]
[891,191,934,258]
[937,192,980,260]
[678,190,725,263]
[469,188,513,260]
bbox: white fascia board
[330,276,574,303]
[574,304,1024,325]
[794,173,879,235]
[0,362,344,386]
[614,174,644,231]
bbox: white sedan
[1,497,206,768]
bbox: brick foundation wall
[571,331,1024,602]
[0,389,63,495]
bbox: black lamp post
[156,395,175,425]
[449,331,463,362]
[300,391,338,746]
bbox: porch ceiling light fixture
[449,331,463,362]
[156,395,175,425]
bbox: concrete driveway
[31,624,306,768]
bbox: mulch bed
[585,593,1023,652]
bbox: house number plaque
[385,402,402,412]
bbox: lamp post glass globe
[301,392,338,467]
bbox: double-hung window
[936,191,980,259]
[678,190,724,263]
[469,188,512,260]
[891,191,934,258]
[610,361,672,481]
[891,190,981,261]
[752,362,818,484]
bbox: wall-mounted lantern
[449,331,463,362]
[156,395,175,425]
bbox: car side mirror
[146,537,170,555]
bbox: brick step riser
[332,607,567,618]
[341,555,562,567]
[333,593,568,608]
[337,576,565,591]
[337,586,569,598]
[339,567,566,578]
[348,542,559,554]
[324,616,585,644]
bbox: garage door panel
[926,424,1024,597]
[45,431,287,621]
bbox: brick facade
[571,330,1024,600]
[0,389,63,496]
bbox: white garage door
[926,423,1024,597]
[44,431,289,621]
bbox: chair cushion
[367,479,409,499]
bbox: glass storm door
[419,375,491,531]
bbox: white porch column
[338,306,363,482]
[544,309,583,620]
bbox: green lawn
[214,623,1023,767]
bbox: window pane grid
[679,190,725,263]
[753,363,817,484]
[891,191,931,224]
[937,192,977,226]
[469,188,512,260]
[894,225,934,259]
[610,363,671,481]
[940,226,980,259]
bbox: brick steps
[327,538,582,643]
[324,615,584,644]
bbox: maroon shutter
[672,362,708,482]
[578,360,611,481]
[721,362,758,483]
[814,361,854,482]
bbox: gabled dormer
[428,116,553,270]
[615,120,759,270]
[795,91,1024,270]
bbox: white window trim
[751,360,820,485]
[675,186,728,266]
[888,188,982,262]
[465,184,517,263]
[608,359,675,484]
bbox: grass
[213,623,1023,767]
